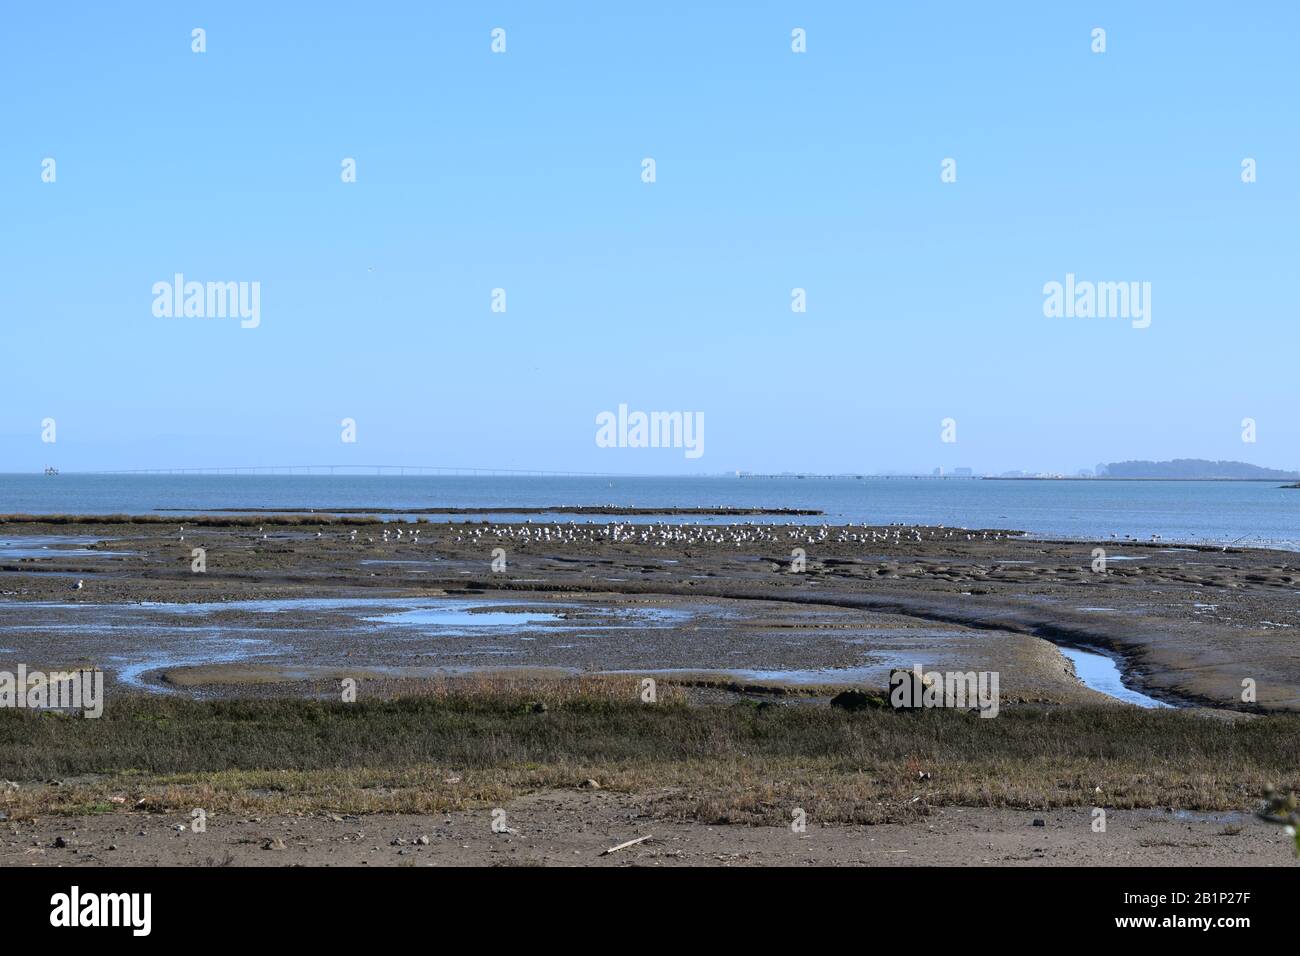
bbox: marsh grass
[1,677,1296,825]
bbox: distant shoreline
[15,472,1299,483]
[163,506,826,516]
[983,476,1300,483]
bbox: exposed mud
[3,792,1290,867]
[0,519,1297,710]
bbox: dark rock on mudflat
[830,690,884,711]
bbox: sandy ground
[4,791,1291,867]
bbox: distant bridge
[70,464,642,477]
[57,466,977,479]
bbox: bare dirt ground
[4,791,1290,867]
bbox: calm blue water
[1,474,1297,549]
[1059,647,1171,709]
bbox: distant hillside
[1098,459,1300,480]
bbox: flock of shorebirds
[165,520,1168,551]
[235,520,1016,549]
[449,521,1015,548]
[50,520,1160,593]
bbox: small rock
[263,837,286,851]
[1032,819,1046,828]
[830,690,883,712]
[53,836,69,848]
[415,835,430,845]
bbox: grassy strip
[1,679,1296,823]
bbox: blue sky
[3,2,1296,474]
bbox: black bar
[3,866,1281,941]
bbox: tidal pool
[1060,645,1171,708]
[0,596,694,691]
[0,536,134,559]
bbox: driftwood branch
[601,835,652,856]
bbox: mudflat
[1,517,1297,708]
[1,516,1297,867]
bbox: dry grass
[1,677,1296,825]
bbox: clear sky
[3,2,1296,475]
